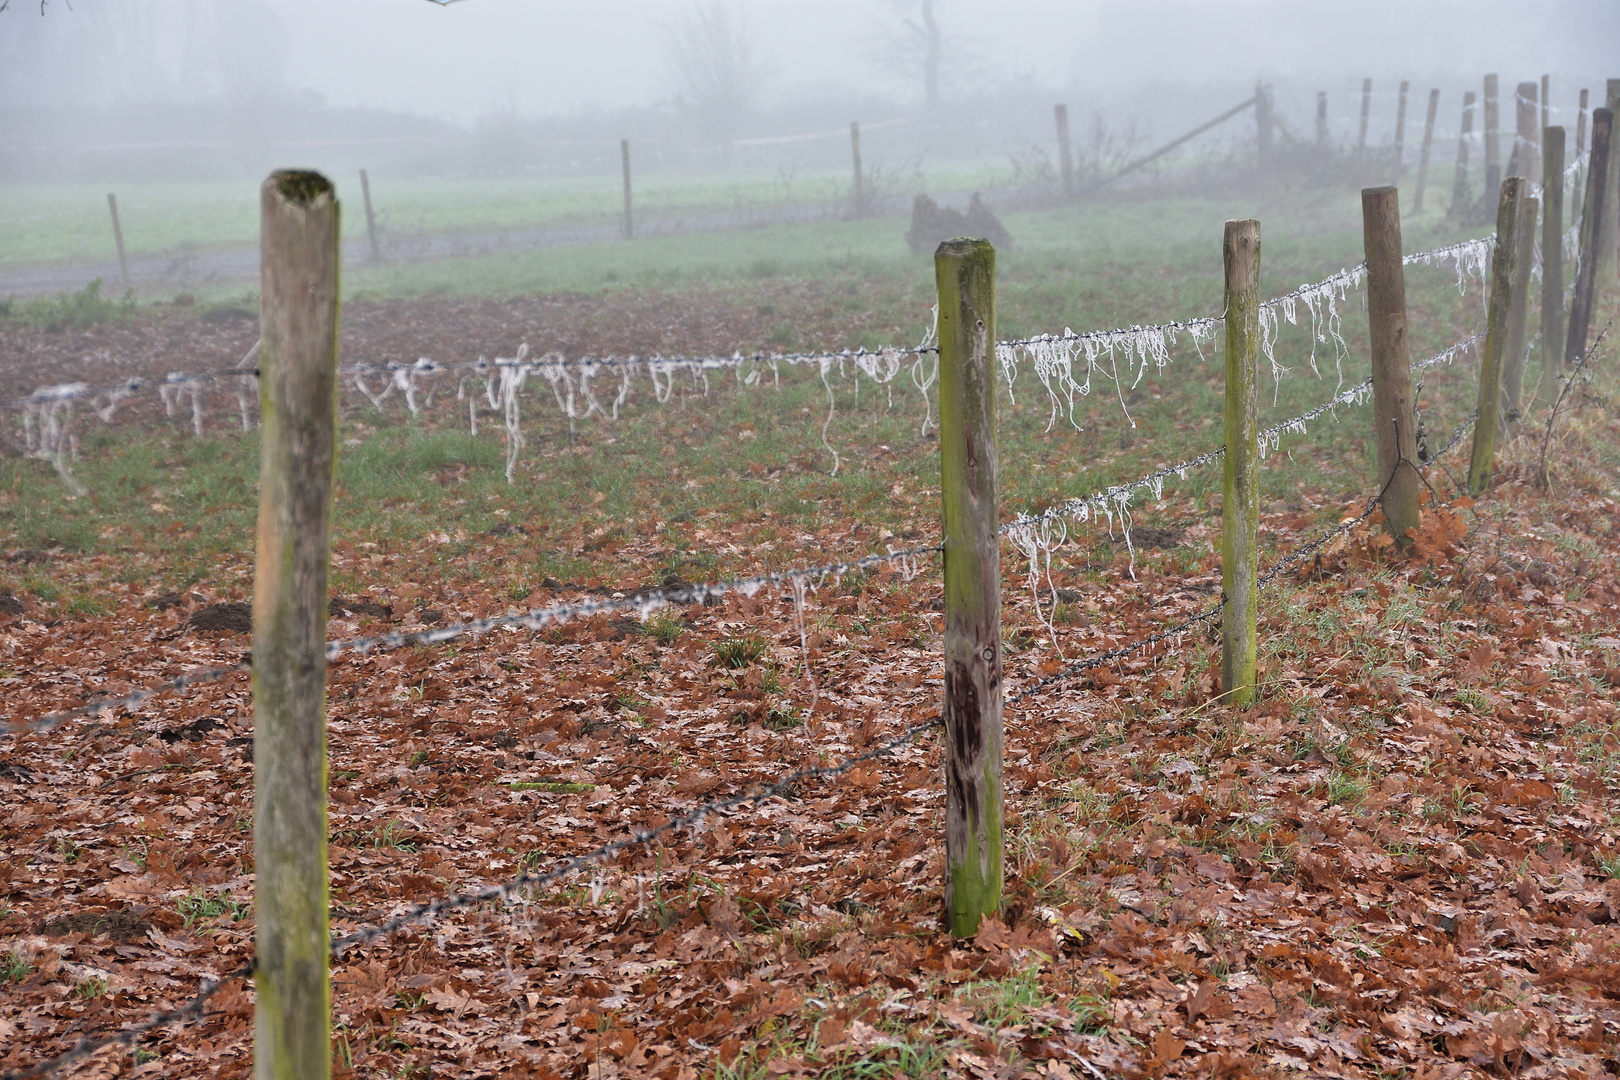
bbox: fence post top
[1362,185,1398,198]
[934,237,995,260]
[267,170,333,206]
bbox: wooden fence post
[106,193,130,292]
[1221,219,1261,708]
[1392,80,1410,181]
[1512,81,1540,182]
[1568,108,1613,366]
[1413,88,1440,213]
[1539,125,1566,405]
[1499,193,1539,440]
[1450,91,1476,219]
[1601,80,1620,283]
[1572,89,1589,230]
[1054,103,1074,199]
[1316,91,1329,148]
[359,169,380,263]
[1468,177,1526,494]
[1541,74,1550,133]
[1362,187,1421,541]
[1484,74,1501,199]
[1358,78,1372,151]
[1255,81,1273,171]
[621,140,633,241]
[254,170,340,1080]
[935,237,1002,939]
[850,122,865,218]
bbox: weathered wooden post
[1413,88,1440,212]
[254,170,340,1080]
[1054,103,1074,199]
[1602,81,1620,283]
[106,193,130,292]
[1221,219,1260,707]
[1512,81,1540,183]
[1255,81,1273,171]
[1362,187,1421,541]
[1468,177,1526,494]
[1450,91,1476,219]
[1568,109,1613,366]
[1571,89,1589,230]
[1358,78,1372,152]
[1316,91,1329,148]
[1483,74,1501,199]
[935,237,1002,938]
[359,169,380,263]
[620,139,633,241]
[1539,125,1566,404]
[850,122,865,218]
[1391,80,1410,181]
[1541,74,1550,133]
[1499,193,1539,440]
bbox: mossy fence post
[1468,177,1527,494]
[1054,103,1074,199]
[1361,186,1420,542]
[1221,219,1261,708]
[1540,125,1566,405]
[621,140,633,241]
[935,237,1002,938]
[1568,108,1613,366]
[359,169,380,263]
[850,122,865,218]
[1449,91,1477,219]
[1499,193,1539,441]
[254,169,341,1080]
[1413,88,1440,213]
[106,193,130,292]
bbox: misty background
[2,0,1614,186]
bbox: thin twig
[1538,319,1611,490]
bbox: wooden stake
[1054,103,1074,199]
[1539,125,1566,405]
[1361,187,1421,541]
[1221,219,1261,709]
[1541,74,1550,133]
[1513,81,1540,183]
[359,169,380,263]
[1499,194,1539,441]
[1450,91,1476,219]
[1602,80,1620,283]
[1255,81,1273,170]
[1468,177,1526,493]
[1358,78,1372,151]
[1316,91,1329,148]
[621,140,633,241]
[1572,89,1589,229]
[254,170,340,1080]
[935,237,1002,939]
[1483,74,1501,199]
[1392,80,1410,181]
[106,193,130,292]
[1568,108,1613,366]
[1413,88,1440,213]
[850,122,865,218]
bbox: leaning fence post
[1484,74,1501,199]
[621,139,633,240]
[254,170,340,1080]
[1392,80,1410,181]
[850,122,865,217]
[935,236,1002,938]
[1413,88,1440,213]
[1499,193,1539,441]
[1468,177,1526,493]
[1539,125,1566,405]
[359,169,380,263]
[1602,80,1620,284]
[1054,103,1074,199]
[1571,89,1589,231]
[106,193,130,292]
[1568,108,1613,366]
[1362,187,1421,541]
[1221,219,1261,708]
[1449,91,1476,219]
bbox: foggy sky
[2,0,1614,124]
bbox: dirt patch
[187,601,252,633]
[0,591,24,617]
[41,908,153,943]
[146,591,186,611]
[1111,525,1186,549]
[0,760,36,783]
[159,716,223,744]
[329,598,394,621]
[7,549,49,565]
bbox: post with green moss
[254,169,340,1080]
[1362,187,1421,542]
[106,193,130,291]
[1568,109,1612,368]
[1539,126,1566,405]
[935,237,1002,938]
[1499,193,1539,441]
[1468,177,1526,493]
[1221,219,1260,708]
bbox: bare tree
[663,3,762,148]
[877,0,957,112]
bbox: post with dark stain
[935,236,1003,938]
[1361,186,1420,542]
[1221,219,1260,708]
[255,169,340,1080]
[1469,177,1527,493]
